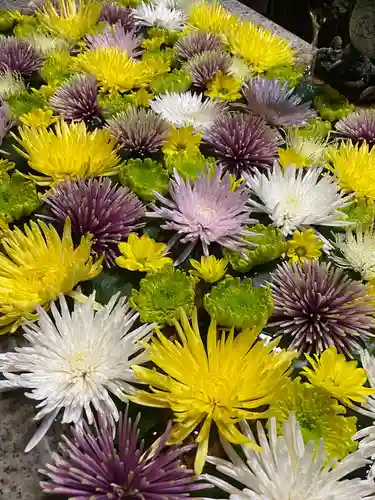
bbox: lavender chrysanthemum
[176,32,222,61]
[147,165,258,264]
[0,36,43,75]
[40,409,208,499]
[0,100,9,146]
[204,112,282,174]
[107,108,169,155]
[335,110,375,149]
[99,2,135,31]
[188,50,231,87]
[85,23,142,57]
[43,178,145,265]
[243,77,316,127]
[50,74,102,124]
[270,260,375,356]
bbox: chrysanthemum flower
[120,158,170,202]
[131,307,296,474]
[44,178,145,266]
[175,31,222,60]
[0,219,101,334]
[328,141,375,199]
[99,2,135,31]
[247,165,352,236]
[25,32,70,56]
[0,293,154,451]
[162,125,202,156]
[189,255,228,283]
[0,172,41,226]
[205,71,242,101]
[117,233,173,272]
[40,409,208,498]
[187,1,237,34]
[149,91,226,132]
[13,119,120,185]
[19,108,57,128]
[147,166,258,264]
[133,1,186,30]
[204,414,375,499]
[187,50,231,88]
[0,70,25,99]
[204,112,282,174]
[302,346,375,406]
[279,128,329,168]
[270,260,375,355]
[0,36,42,75]
[335,109,375,148]
[85,23,142,57]
[286,228,323,263]
[243,77,316,127]
[107,108,169,155]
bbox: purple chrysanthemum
[43,178,145,266]
[243,77,317,127]
[40,409,208,498]
[204,112,282,174]
[99,2,135,31]
[50,74,102,125]
[335,110,375,149]
[176,32,222,60]
[107,108,169,156]
[188,50,231,87]
[147,165,258,264]
[0,37,43,75]
[85,23,142,57]
[0,100,9,146]
[269,260,375,356]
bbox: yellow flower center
[295,246,307,257]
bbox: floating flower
[99,2,135,31]
[25,32,70,56]
[187,50,231,88]
[314,85,355,122]
[119,158,170,202]
[150,68,192,95]
[302,347,375,406]
[13,119,121,185]
[0,36,43,75]
[40,408,208,498]
[175,31,222,60]
[0,172,41,226]
[149,91,226,132]
[187,1,237,34]
[204,276,274,329]
[40,47,74,85]
[44,178,145,266]
[19,108,57,128]
[227,56,253,81]
[85,24,142,57]
[247,165,352,236]
[335,109,375,148]
[49,74,102,124]
[0,70,25,99]
[278,127,328,168]
[0,219,101,334]
[287,228,323,263]
[204,414,375,499]
[107,108,169,155]
[133,1,186,30]
[116,233,173,272]
[129,266,196,325]
[131,307,296,474]
[190,255,228,283]
[162,125,202,156]
[164,151,216,180]
[147,166,257,264]
[205,71,242,101]
[270,260,375,355]
[204,112,282,174]
[0,293,154,451]
[344,198,375,229]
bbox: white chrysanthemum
[150,91,226,132]
[0,293,155,452]
[204,414,375,500]
[0,70,25,99]
[331,226,375,281]
[132,0,186,30]
[25,33,70,55]
[246,165,352,236]
[285,127,329,164]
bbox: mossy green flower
[40,49,74,86]
[342,198,375,229]
[190,255,228,283]
[0,171,41,225]
[314,85,355,122]
[150,68,192,95]
[265,65,304,88]
[164,152,216,180]
[116,234,173,273]
[297,117,332,139]
[205,71,242,101]
[204,276,274,329]
[99,92,131,118]
[119,158,170,202]
[223,224,286,272]
[130,266,196,325]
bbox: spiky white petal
[246,165,352,236]
[0,293,155,452]
[0,70,25,99]
[133,0,186,30]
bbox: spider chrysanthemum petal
[175,31,222,60]
[335,109,375,148]
[187,50,231,88]
[99,2,135,31]
[0,36,43,75]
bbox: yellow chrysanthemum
[131,308,297,473]
[162,126,202,156]
[327,141,375,199]
[287,229,323,263]
[190,255,228,283]
[302,346,375,406]
[188,1,237,34]
[13,119,120,185]
[73,47,156,93]
[0,218,102,334]
[205,71,242,102]
[116,234,173,273]
[19,108,58,128]
[36,0,101,41]
[227,20,294,73]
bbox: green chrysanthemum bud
[0,172,41,224]
[150,68,192,95]
[130,266,196,325]
[119,158,170,202]
[164,152,216,180]
[204,276,274,330]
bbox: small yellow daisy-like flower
[188,1,237,34]
[287,229,323,263]
[162,126,202,156]
[19,108,58,128]
[116,234,173,273]
[205,71,242,102]
[0,218,102,334]
[302,346,375,406]
[13,119,120,185]
[190,255,228,283]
